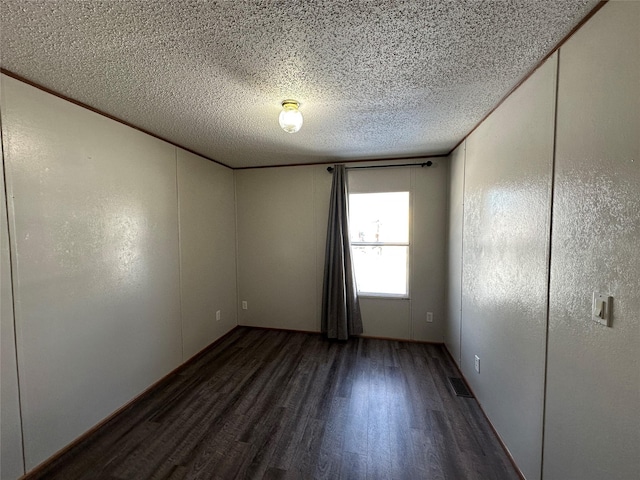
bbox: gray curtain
[321,165,363,340]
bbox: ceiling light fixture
[279,99,303,133]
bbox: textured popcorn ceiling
[0,0,599,168]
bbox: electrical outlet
[474,355,480,373]
[242,301,248,310]
[426,312,433,323]
[216,310,221,321]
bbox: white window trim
[349,207,411,299]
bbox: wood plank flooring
[27,327,520,480]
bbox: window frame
[348,191,411,299]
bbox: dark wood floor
[28,327,520,480]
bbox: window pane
[351,246,408,296]
[349,192,409,243]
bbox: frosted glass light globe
[279,100,303,133]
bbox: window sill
[358,295,410,300]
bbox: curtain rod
[326,161,432,173]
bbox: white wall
[544,2,640,478]
[177,149,237,359]
[446,2,639,479]
[461,53,556,480]
[445,142,465,365]
[235,161,448,341]
[1,148,25,479]
[0,74,237,474]
[409,163,449,341]
[235,166,324,332]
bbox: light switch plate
[592,293,612,327]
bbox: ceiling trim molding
[0,68,233,170]
[447,0,609,156]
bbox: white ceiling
[0,0,599,169]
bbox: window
[349,192,410,297]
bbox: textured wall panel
[544,2,640,478]
[360,298,411,339]
[1,75,182,469]
[409,164,448,342]
[0,144,24,480]
[462,55,557,480]
[177,149,237,360]
[313,166,333,332]
[445,142,465,365]
[235,166,319,331]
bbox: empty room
[1,1,638,479]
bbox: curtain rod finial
[327,166,334,173]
